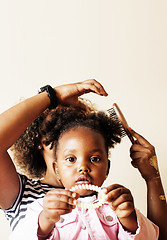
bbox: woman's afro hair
[11,106,122,179]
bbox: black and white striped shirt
[2,174,55,231]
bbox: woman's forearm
[0,92,50,151]
[146,177,167,240]
[0,80,107,152]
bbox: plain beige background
[0,1,167,239]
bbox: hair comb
[108,103,135,144]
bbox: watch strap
[38,85,58,109]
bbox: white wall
[0,1,167,239]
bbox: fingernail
[72,192,77,198]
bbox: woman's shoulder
[19,173,55,193]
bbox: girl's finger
[45,208,73,221]
[44,189,78,205]
[105,185,130,202]
[105,184,124,194]
[45,200,76,210]
[47,188,78,198]
[114,202,135,218]
[111,193,134,209]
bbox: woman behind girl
[0,80,166,239]
[10,105,159,239]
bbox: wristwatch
[38,85,58,109]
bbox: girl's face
[56,126,109,196]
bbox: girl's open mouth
[75,175,92,185]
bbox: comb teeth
[107,107,127,138]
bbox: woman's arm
[130,130,167,240]
[0,79,107,209]
[146,177,167,240]
[0,92,50,209]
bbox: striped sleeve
[2,173,55,231]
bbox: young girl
[10,106,159,239]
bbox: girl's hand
[129,129,159,181]
[54,79,108,108]
[38,189,79,239]
[41,189,79,224]
[38,189,79,237]
[104,184,135,218]
[104,184,137,233]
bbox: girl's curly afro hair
[11,105,122,179]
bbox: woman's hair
[11,103,122,179]
[11,109,49,179]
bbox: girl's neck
[40,171,63,187]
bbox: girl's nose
[78,163,90,173]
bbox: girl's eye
[90,156,101,162]
[66,157,76,163]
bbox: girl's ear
[52,162,62,183]
[52,161,58,174]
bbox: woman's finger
[129,129,152,148]
[130,140,155,157]
[77,79,108,96]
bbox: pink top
[10,196,159,240]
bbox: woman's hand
[104,184,137,233]
[129,129,159,181]
[130,130,167,240]
[54,79,108,108]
